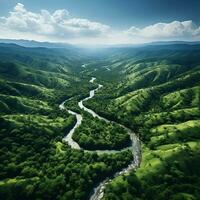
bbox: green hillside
[0,44,133,200]
[84,45,200,200]
[0,43,200,200]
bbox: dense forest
[85,45,200,200]
[0,42,200,200]
[72,112,130,150]
[0,43,132,200]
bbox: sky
[0,0,200,45]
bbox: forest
[0,42,200,200]
[73,112,130,150]
[85,45,200,200]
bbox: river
[59,77,141,200]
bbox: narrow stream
[59,77,141,200]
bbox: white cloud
[14,2,26,12]
[0,3,200,44]
[0,3,110,42]
[125,20,200,41]
[53,9,69,23]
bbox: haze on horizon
[0,0,200,45]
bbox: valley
[60,77,140,199]
[0,42,200,200]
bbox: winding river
[59,77,141,200]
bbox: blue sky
[0,0,200,44]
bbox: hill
[0,43,134,200]
[84,44,200,200]
[0,43,200,199]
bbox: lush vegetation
[0,114,132,200]
[103,143,200,200]
[1,42,200,200]
[84,45,200,199]
[0,43,133,200]
[73,113,130,150]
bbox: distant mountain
[0,39,74,49]
[0,42,87,74]
[76,41,200,49]
[148,40,200,46]
[1,39,200,49]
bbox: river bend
[59,77,141,200]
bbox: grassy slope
[0,44,135,200]
[85,46,200,199]
[1,43,200,199]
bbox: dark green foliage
[73,113,130,150]
[1,43,200,200]
[0,43,133,200]
[103,147,200,200]
[84,45,200,200]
